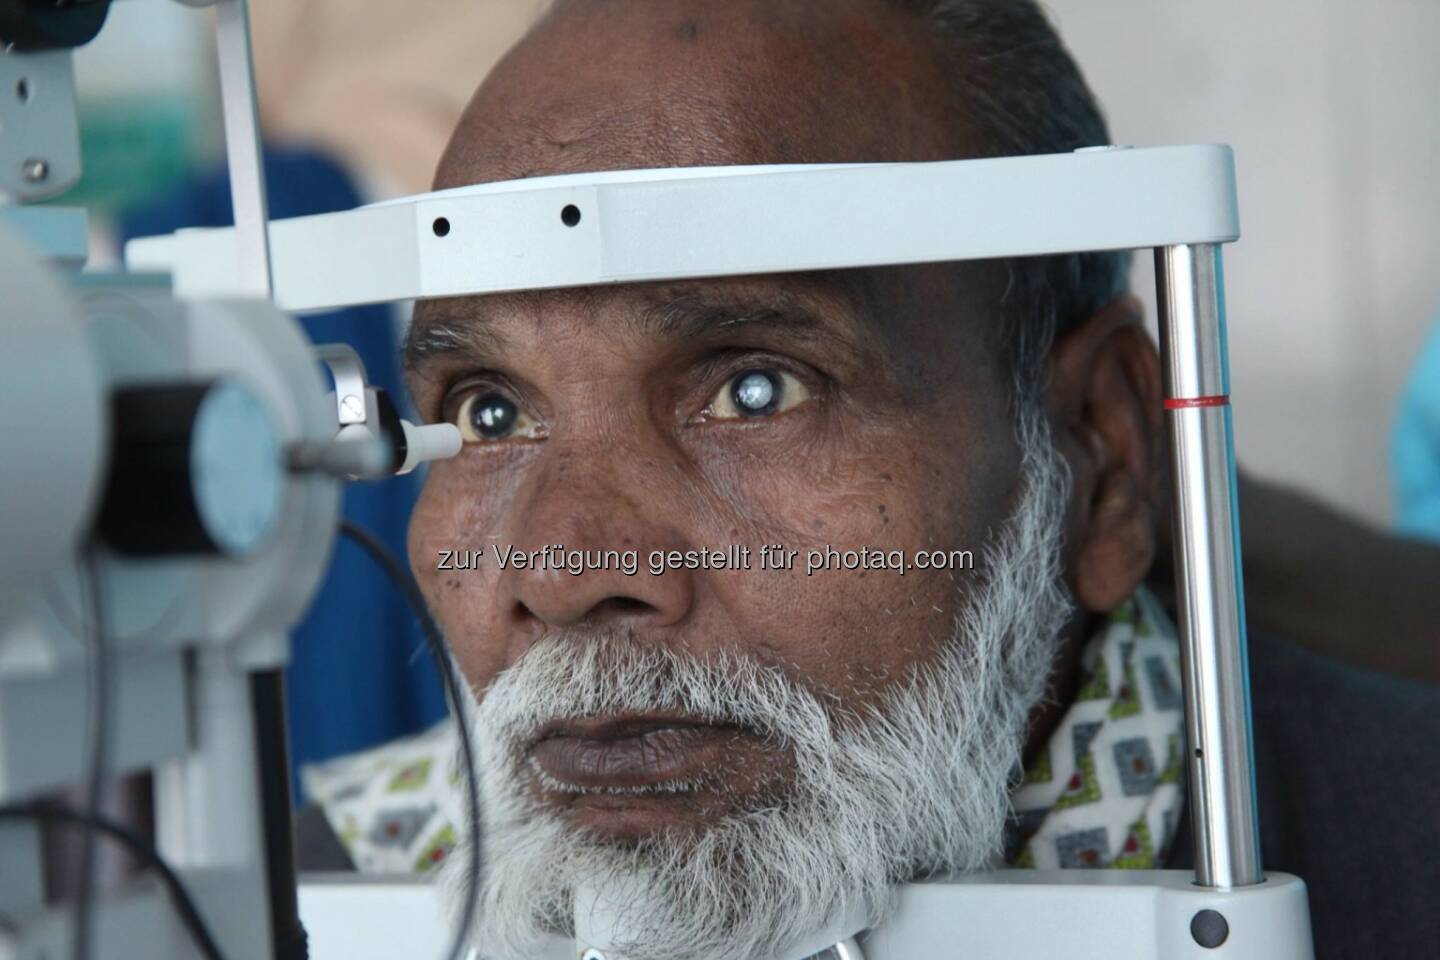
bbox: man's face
[404,1,1160,956]
[407,0,1023,838]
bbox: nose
[508,557,692,629]
[496,456,695,632]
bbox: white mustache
[478,631,833,757]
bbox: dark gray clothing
[1166,632,1440,958]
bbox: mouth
[526,714,745,795]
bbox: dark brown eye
[454,391,542,443]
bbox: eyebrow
[403,283,877,371]
[404,306,508,370]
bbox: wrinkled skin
[405,0,1164,839]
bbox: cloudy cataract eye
[733,370,780,416]
[707,367,810,420]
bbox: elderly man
[301,2,1440,958]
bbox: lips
[527,714,741,791]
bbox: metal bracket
[0,48,81,201]
[312,342,370,427]
[211,0,274,300]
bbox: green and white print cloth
[1007,590,1186,869]
[302,719,465,875]
[304,591,1185,875]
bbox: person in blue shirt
[1393,317,1440,541]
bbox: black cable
[74,552,110,960]
[338,520,481,960]
[0,803,225,960]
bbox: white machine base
[297,869,1313,960]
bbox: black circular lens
[732,370,780,417]
[471,393,518,439]
[561,204,582,227]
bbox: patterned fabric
[306,592,1185,875]
[1006,590,1186,869]
[302,719,464,874]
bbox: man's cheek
[410,481,486,633]
[710,531,960,704]
[695,451,892,547]
[409,460,518,558]
[409,480,464,585]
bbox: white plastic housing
[296,870,1313,960]
[126,145,1240,311]
[0,223,104,618]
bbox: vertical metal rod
[214,0,274,299]
[251,669,308,960]
[1155,243,1263,890]
[202,15,288,960]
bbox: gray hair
[896,0,1132,407]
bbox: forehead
[411,0,1000,379]
[435,0,973,188]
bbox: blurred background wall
[1046,0,1440,526]
[67,1,220,222]
[247,0,550,198]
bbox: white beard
[442,406,1074,960]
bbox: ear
[1045,295,1165,613]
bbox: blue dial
[190,381,284,556]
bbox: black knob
[1190,909,1230,949]
[98,380,283,557]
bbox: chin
[549,790,740,842]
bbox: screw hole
[16,77,30,103]
[432,217,450,238]
[561,204,582,227]
[1194,748,1203,759]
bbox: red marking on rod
[1165,395,1229,410]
